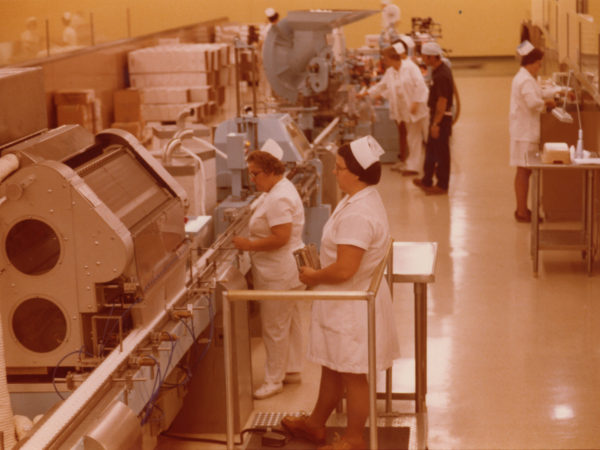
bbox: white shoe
[253,382,283,399]
[283,372,302,384]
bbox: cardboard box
[140,87,189,104]
[141,103,203,122]
[57,104,94,132]
[188,86,211,103]
[111,121,143,140]
[216,86,226,106]
[130,72,210,88]
[114,89,142,123]
[54,89,95,105]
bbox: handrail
[222,238,393,450]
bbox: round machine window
[12,298,67,353]
[5,219,60,275]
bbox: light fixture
[551,70,584,159]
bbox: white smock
[249,177,305,383]
[368,66,409,124]
[307,186,400,374]
[509,66,545,166]
[368,61,429,173]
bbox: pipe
[0,154,19,184]
[163,138,182,165]
[178,145,207,215]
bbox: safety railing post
[367,290,378,450]
[222,292,235,450]
[222,239,392,450]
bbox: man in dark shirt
[413,41,454,195]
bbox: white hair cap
[421,41,443,56]
[261,138,284,160]
[350,135,385,170]
[392,42,406,55]
[62,12,72,22]
[265,7,277,19]
[381,0,391,5]
[397,34,415,49]
[516,40,535,56]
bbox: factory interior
[1,0,600,449]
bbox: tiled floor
[159,60,600,449]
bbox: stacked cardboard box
[112,88,144,139]
[55,89,102,133]
[127,43,232,123]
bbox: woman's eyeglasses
[249,170,263,178]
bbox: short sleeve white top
[307,186,400,373]
[249,177,305,289]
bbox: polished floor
[159,61,600,449]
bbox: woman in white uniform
[509,41,555,222]
[281,136,400,450]
[366,42,429,176]
[233,139,305,399]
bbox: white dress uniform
[509,66,545,166]
[249,177,305,384]
[307,186,400,373]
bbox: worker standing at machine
[363,41,428,176]
[509,41,554,222]
[281,136,400,450]
[413,41,454,195]
[232,139,305,400]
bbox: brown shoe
[425,186,448,195]
[281,414,326,444]
[401,170,419,177]
[412,178,430,191]
[318,432,367,450]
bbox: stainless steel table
[526,151,599,275]
[386,241,437,413]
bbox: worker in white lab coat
[509,40,555,222]
[233,139,305,399]
[366,42,429,175]
[281,136,400,450]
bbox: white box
[130,72,209,87]
[189,86,211,103]
[128,44,211,73]
[140,87,189,104]
[141,103,203,122]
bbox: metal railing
[222,238,393,450]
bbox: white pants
[403,117,429,173]
[261,286,304,384]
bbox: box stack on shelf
[122,43,232,125]
[55,89,102,133]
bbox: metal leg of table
[414,282,427,413]
[531,168,540,275]
[585,169,594,275]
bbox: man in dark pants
[413,41,454,195]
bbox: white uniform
[249,177,305,384]
[509,66,545,166]
[307,186,400,373]
[368,62,429,173]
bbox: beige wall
[2,0,534,58]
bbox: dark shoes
[401,169,419,177]
[281,414,326,445]
[425,186,448,195]
[412,179,448,195]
